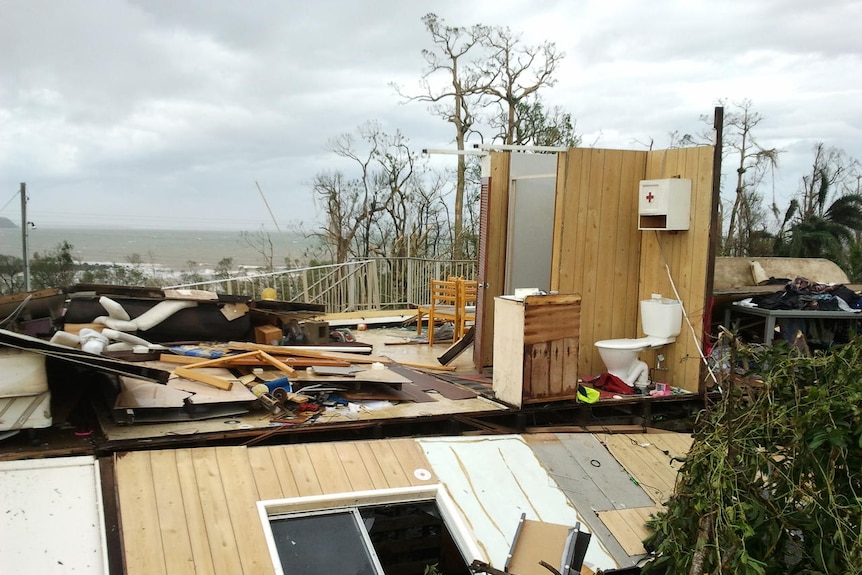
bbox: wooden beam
[227,341,392,364]
[171,349,296,391]
[173,366,236,391]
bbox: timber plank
[354,441,392,490]
[282,444,323,496]
[387,438,437,486]
[368,441,411,488]
[527,343,550,399]
[246,446,284,501]
[581,150,605,374]
[116,452,167,575]
[548,339,565,397]
[149,450,196,575]
[603,434,681,504]
[174,449,216,575]
[190,447,244,575]
[597,506,663,556]
[615,150,643,340]
[596,149,623,341]
[313,442,354,493]
[215,447,275,575]
[561,337,579,395]
[268,446,301,498]
[334,442,376,492]
[643,432,693,463]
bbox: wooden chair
[456,279,478,340]
[416,279,460,343]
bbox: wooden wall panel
[640,146,714,391]
[551,148,646,382]
[551,146,713,392]
[115,440,438,575]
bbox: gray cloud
[1,0,860,232]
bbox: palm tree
[775,167,862,264]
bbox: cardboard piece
[255,324,284,345]
[506,516,591,575]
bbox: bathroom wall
[551,146,717,392]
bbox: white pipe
[133,300,198,331]
[101,329,153,348]
[99,296,131,321]
[94,316,138,332]
[472,143,568,152]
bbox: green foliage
[30,241,77,289]
[643,340,862,574]
[0,253,24,294]
[78,263,159,287]
[513,98,581,148]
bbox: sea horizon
[0,226,316,270]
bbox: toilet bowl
[595,295,682,390]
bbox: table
[725,303,862,345]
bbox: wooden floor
[525,431,693,564]
[114,438,437,575]
[597,432,693,556]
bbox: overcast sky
[1,0,860,233]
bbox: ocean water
[0,227,315,270]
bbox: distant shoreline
[0,227,314,270]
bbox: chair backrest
[430,279,459,307]
[460,279,478,307]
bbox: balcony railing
[165,258,477,313]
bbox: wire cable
[653,230,720,386]
[0,189,20,214]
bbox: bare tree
[392,13,490,259]
[721,99,781,255]
[312,122,421,262]
[480,27,565,145]
[240,226,275,271]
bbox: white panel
[0,456,108,574]
[506,177,555,293]
[419,436,618,573]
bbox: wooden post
[367,259,380,310]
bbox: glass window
[269,509,383,575]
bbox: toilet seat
[595,335,674,350]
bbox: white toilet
[594,294,683,390]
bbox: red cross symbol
[645,191,655,203]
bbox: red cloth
[588,372,635,395]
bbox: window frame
[257,484,484,575]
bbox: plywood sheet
[551,146,714,391]
[115,439,439,575]
[597,506,663,556]
[526,433,655,512]
[601,433,693,505]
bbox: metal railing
[165,257,477,313]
